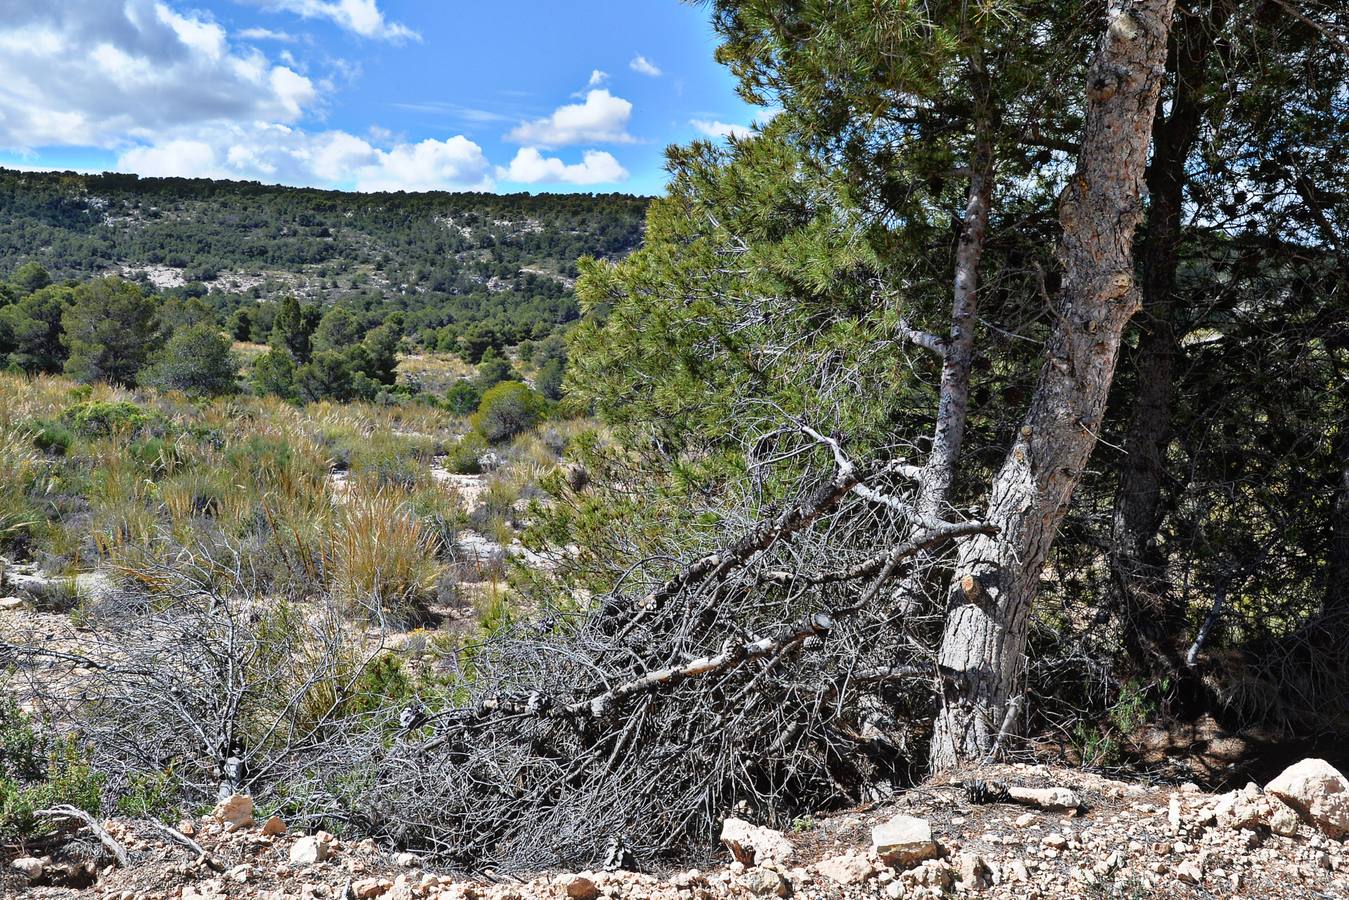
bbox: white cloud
[0,1,317,150]
[506,90,635,147]
[588,69,609,87]
[246,0,418,42]
[118,139,232,180]
[354,137,491,192]
[691,119,755,140]
[238,27,297,42]
[629,55,662,77]
[499,148,628,185]
[112,124,494,193]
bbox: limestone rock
[353,878,392,898]
[872,814,939,869]
[260,815,287,836]
[212,793,254,832]
[957,852,992,889]
[290,832,334,866]
[1265,758,1349,838]
[1174,859,1203,885]
[720,818,795,867]
[815,852,873,885]
[0,596,28,611]
[11,857,42,882]
[738,868,789,897]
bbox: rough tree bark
[930,0,1177,769]
[1112,0,1228,676]
[895,66,996,615]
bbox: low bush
[62,400,150,437]
[471,382,547,444]
[0,698,103,841]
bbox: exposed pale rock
[290,833,334,866]
[738,868,789,897]
[212,793,254,832]
[1008,785,1081,810]
[260,815,287,836]
[11,857,42,881]
[720,818,795,867]
[395,851,419,868]
[0,596,28,611]
[1174,859,1203,885]
[1266,758,1349,838]
[815,852,873,885]
[958,853,992,889]
[353,878,393,898]
[872,814,939,869]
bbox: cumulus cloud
[0,0,316,149]
[112,123,493,193]
[629,55,662,77]
[499,148,628,185]
[244,0,418,42]
[690,119,755,140]
[588,69,609,87]
[506,90,635,147]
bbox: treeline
[0,169,648,354]
[0,264,568,427]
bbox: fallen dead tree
[315,426,997,872]
[3,425,992,873]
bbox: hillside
[0,169,648,345]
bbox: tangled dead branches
[3,426,992,874]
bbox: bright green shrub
[471,382,547,444]
[62,400,149,437]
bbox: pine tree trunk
[1113,2,1226,674]
[930,0,1177,769]
[896,75,995,615]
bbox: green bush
[29,418,74,455]
[471,382,547,444]
[62,400,149,437]
[445,432,487,474]
[445,380,482,416]
[140,323,239,397]
[0,699,103,840]
[115,768,182,819]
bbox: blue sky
[0,0,766,195]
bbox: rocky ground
[4,759,1347,899]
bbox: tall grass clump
[327,486,444,621]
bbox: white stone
[1265,758,1349,838]
[11,857,42,881]
[872,814,939,869]
[720,817,795,866]
[290,833,334,866]
[815,853,874,885]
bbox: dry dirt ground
[4,763,1347,900]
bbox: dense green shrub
[0,698,103,840]
[61,400,149,437]
[28,418,74,455]
[472,382,547,444]
[141,323,240,396]
[445,380,482,415]
[445,432,487,474]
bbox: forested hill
[0,168,649,348]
